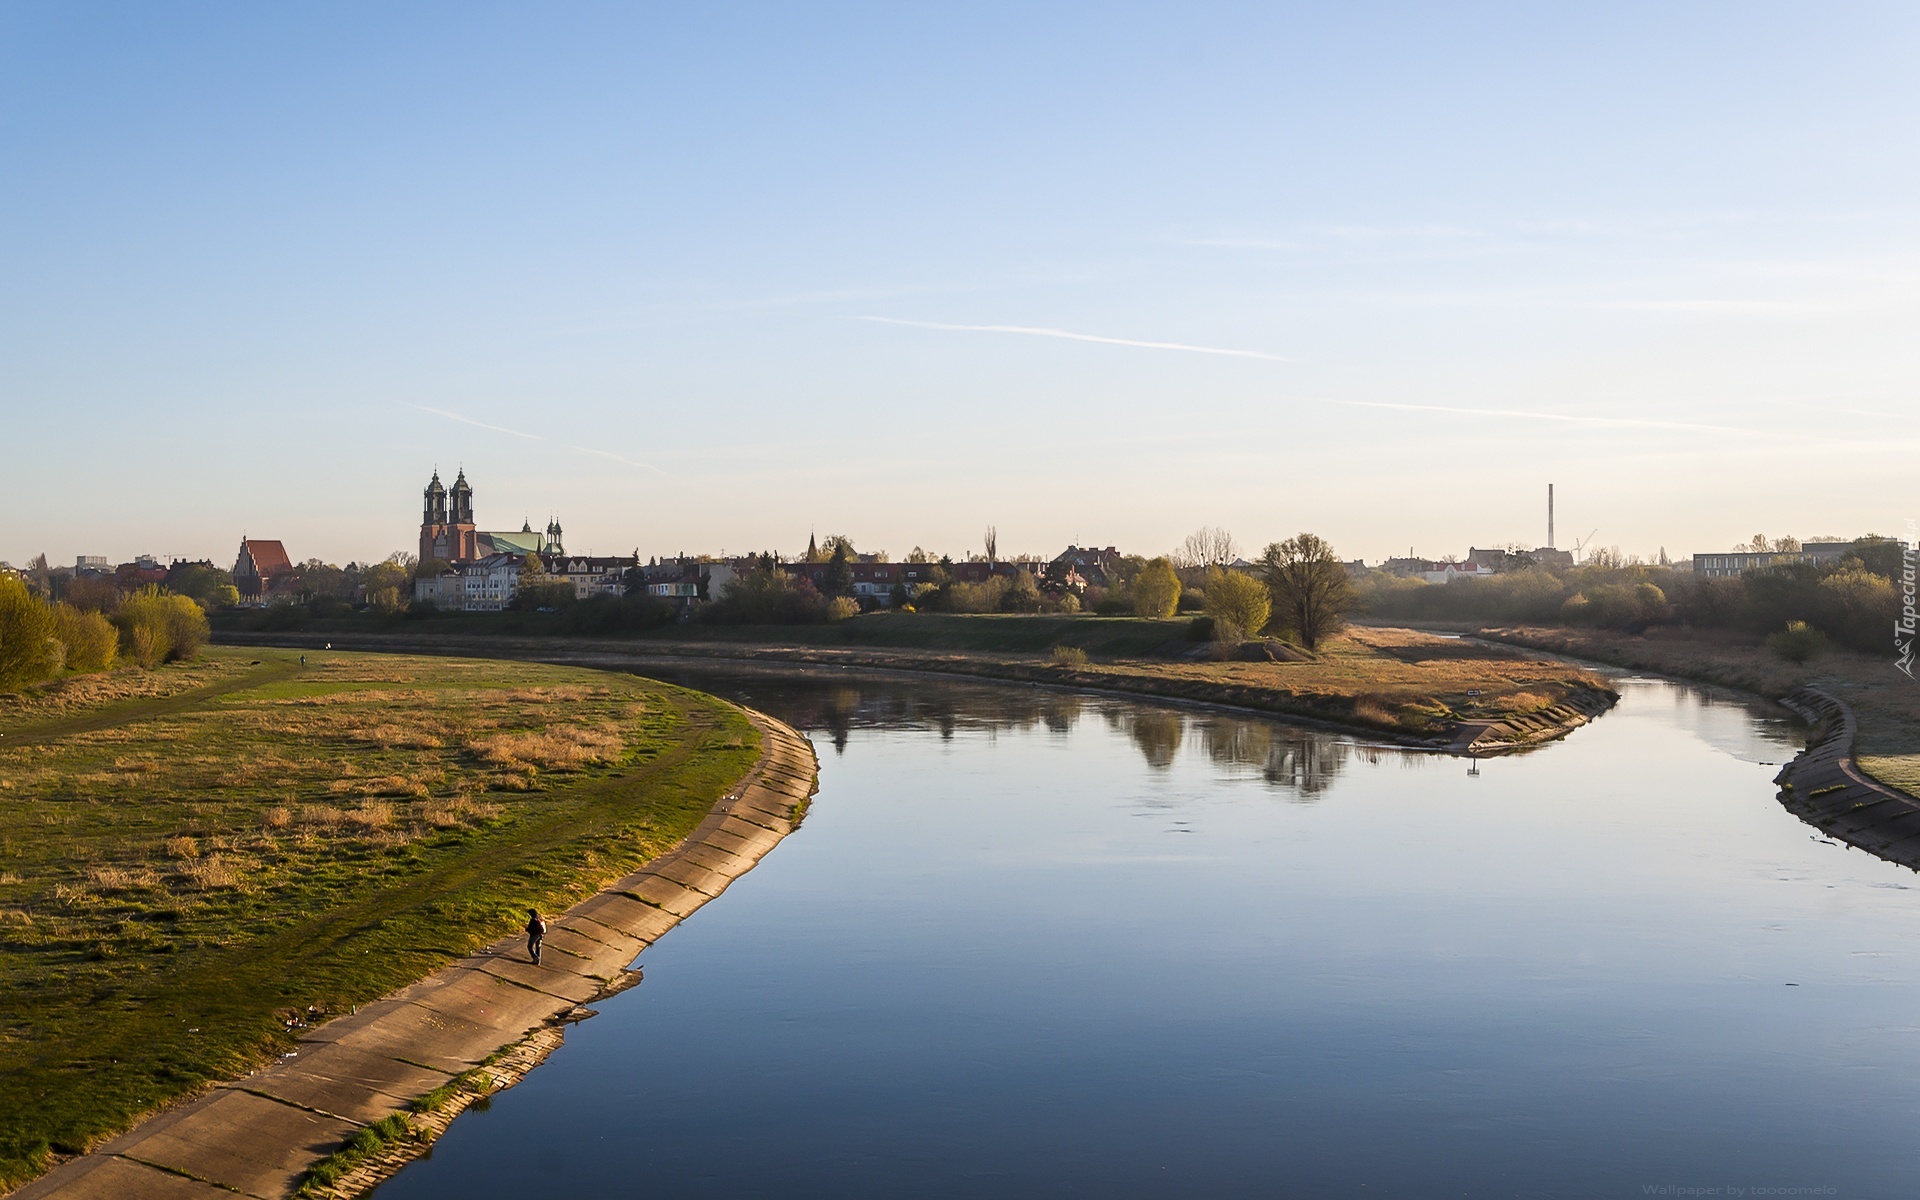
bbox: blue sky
[2,2,1913,568]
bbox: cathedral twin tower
[419,469,563,565]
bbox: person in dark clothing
[526,908,547,965]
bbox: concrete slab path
[13,709,817,1200]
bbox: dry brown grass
[179,856,245,891]
[86,866,159,892]
[465,727,625,770]
[164,836,199,860]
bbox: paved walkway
[14,710,818,1200]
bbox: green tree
[1258,534,1355,650]
[1001,570,1043,613]
[294,559,349,601]
[362,560,410,613]
[0,575,59,689]
[1132,557,1181,619]
[823,542,854,598]
[167,563,235,606]
[1203,566,1270,638]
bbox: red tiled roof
[241,539,292,576]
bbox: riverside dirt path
[12,710,819,1200]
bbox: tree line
[1356,536,1899,657]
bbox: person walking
[525,908,547,965]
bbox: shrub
[1203,566,1271,636]
[1816,568,1895,653]
[260,601,307,631]
[0,576,59,690]
[1000,571,1043,613]
[946,577,1009,614]
[702,568,831,625]
[1048,645,1089,667]
[116,587,209,668]
[1132,558,1181,619]
[50,603,116,672]
[827,597,861,620]
[560,593,677,635]
[1767,620,1829,663]
[1186,615,1216,642]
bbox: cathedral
[418,469,563,565]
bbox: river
[374,668,1920,1198]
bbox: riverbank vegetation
[1359,536,1899,657]
[0,576,208,691]
[0,647,758,1189]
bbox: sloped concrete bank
[13,711,819,1200]
[1775,688,1920,871]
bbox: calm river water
[376,668,1920,1199]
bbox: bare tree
[984,525,998,563]
[1174,526,1238,570]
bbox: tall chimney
[1548,484,1555,550]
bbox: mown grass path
[0,660,298,750]
[0,648,761,1191]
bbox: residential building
[781,558,913,602]
[1692,541,1855,578]
[75,555,109,573]
[1049,545,1125,588]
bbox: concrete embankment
[1775,688,1920,870]
[13,710,818,1200]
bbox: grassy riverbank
[1476,624,1920,795]
[215,619,1616,751]
[0,647,759,1189]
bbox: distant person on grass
[526,909,547,965]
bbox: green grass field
[0,647,759,1188]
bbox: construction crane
[1572,529,1599,562]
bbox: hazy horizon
[4,3,1912,568]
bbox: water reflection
[378,667,1905,1200]
[1191,715,1353,797]
[642,663,1396,797]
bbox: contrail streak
[409,404,666,474]
[1339,400,1770,437]
[408,404,544,441]
[859,316,1294,363]
[567,444,667,475]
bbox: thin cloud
[408,404,543,441]
[1339,400,1774,438]
[859,316,1294,363]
